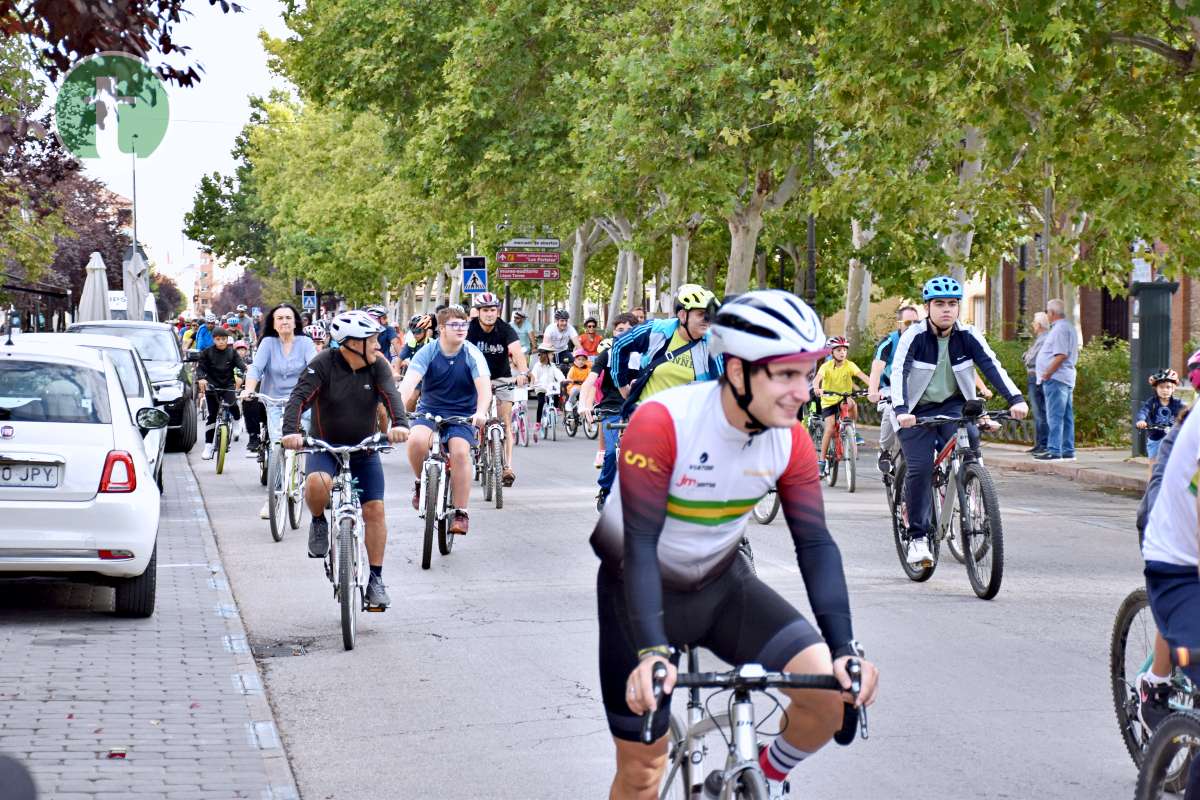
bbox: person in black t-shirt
[466,292,530,486]
[579,313,638,508]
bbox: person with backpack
[579,313,638,509]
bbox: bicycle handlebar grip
[640,661,670,744]
[833,659,861,746]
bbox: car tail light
[98,549,134,560]
[99,451,137,493]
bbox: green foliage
[1074,337,1132,447]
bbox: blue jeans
[597,415,622,495]
[1041,378,1075,457]
[896,398,978,540]
[1027,373,1048,451]
[1147,437,1163,460]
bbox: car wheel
[167,398,197,453]
[114,545,156,618]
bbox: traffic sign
[301,290,317,310]
[459,255,488,294]
[503,238,560,249]
[497,251,561,264]
[497,267,561,281]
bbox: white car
[18,332,167,491]
[0,342,168,616]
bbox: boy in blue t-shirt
[397,305,491,536]
[1136,369,1185,461]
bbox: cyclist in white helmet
[466,292,529,486]
[282,310,409,608]
[590,290,878,799]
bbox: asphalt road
[190,426,1146,799]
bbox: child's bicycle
[819,389,867,493]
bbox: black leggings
[203,390,241,444]
[242,397,266,441]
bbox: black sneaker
[307,515,330,558]
[1137,674,1173,732]
[877,452,892,476]
[1033,452,1059,461]
[411,480,421,511]
[247,434,262,451]
[365,574,390,608]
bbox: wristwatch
[832,640,865,660]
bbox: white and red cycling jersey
[590,380,853,653]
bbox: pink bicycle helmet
[1187,349,1200,390]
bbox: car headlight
[153,380,184,404]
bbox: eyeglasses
[444,321,469,330]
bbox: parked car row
[0,321,196,618]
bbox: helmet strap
[727,360,767,433]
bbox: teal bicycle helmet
[922,276,962,301]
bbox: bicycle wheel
[942,464,966,564]
[1135,710,1200,800]
[890,457,936,582]
[550,410,558,441]
[565,410,578,437]
[1113,588,1158,767]
[338,519,357,651]
[960,461,1004,599]
[257,447,268,486]
[584,417,598,439]
[421,462,438,570]
[481,443,493,502]
[752,490,780,525]
[286,454,302,530]
[267,448,286,542]
[491,436,503,510]
[825,439,838,487]
[215,423,229,475]
[843,428,857,494]
[662,714,695,800]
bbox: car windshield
[71,326,177,362]
[92,348,142,398]
[0,361,111,424]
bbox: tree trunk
[941,126,982,283]
[754,250,767,289]
[670,233,690,304]
[844,218,875,351]
[569,223,589,324]
[433,271,446,307]
[705,260,718,291]
[607,250,628,326]
[421,276,433,313]
[781,242,803,296]
[725,209,764,295]
[626,252,644,312]
[445,265,460,307]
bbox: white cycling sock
[1143,669,1171,684]
[762,736,818,780]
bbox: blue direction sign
[460,255,488,294]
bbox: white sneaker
[906,538,934,567]
[594,451,604,468]
[259,500,270,520]
[767,777,792,799]
[202,443,215,460]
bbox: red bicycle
[820,390,867,493]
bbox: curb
[179,454,301,800]
[855,423,1148,494]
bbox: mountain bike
[1112,588,1196,793]
[888,399,1010,599]
[415,413,475,570]
[563,389,598,438]
[1135,647,1200,799]
[478,379,514,510]
[818,390,866,493]
[297,433,393,651]
[512,389,531,447]
[535,390,559,442]
[644,650,866,799]
[252,394,304,543]
[203,386,239,475]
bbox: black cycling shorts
[596,556,823,743]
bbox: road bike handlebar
[820,390,869,399]
[913,409,1014,427]
[640,660,866,745]
[245,393,289,406]
[411,412,476,427]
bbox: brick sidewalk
[0,454,298,800]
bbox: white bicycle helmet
[472,292,501,308]
[328,310,383,344]
[303,324,328,342]
[709,290,826,364]
[364,304,388,321]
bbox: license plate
[0,463,59,488]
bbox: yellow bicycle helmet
[675,283,718,313]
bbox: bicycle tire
[286,454,302,530]
[422,461,438,570]
[752,491,780,525]
[258,447,268,486]
[584,417,598,439]
[943,465,966,564]
[551,411,558,441]
[565,411,578,437]
[215,424,229,475]
[1135,710,1200,800]
[267,448,285,543]
[482,442,493,502]
[520,415,530,446]
[825,439,839,487]
[891,458,936,582]
[437,465,455,556]
[844,429,857,494]
[338,519,356,651]
[961,461,1004,599]
[491,436,503,510]
[1113,588,1156,768]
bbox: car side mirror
[185,350,200,363]
[136,407,170,431]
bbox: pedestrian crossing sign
[461,256,488,294]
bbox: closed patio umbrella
[77,252,111,322]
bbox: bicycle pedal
[365,604,387,613]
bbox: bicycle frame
[419,432,450,523]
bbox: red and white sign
[496,250,561,264]
[497,267,561,280]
